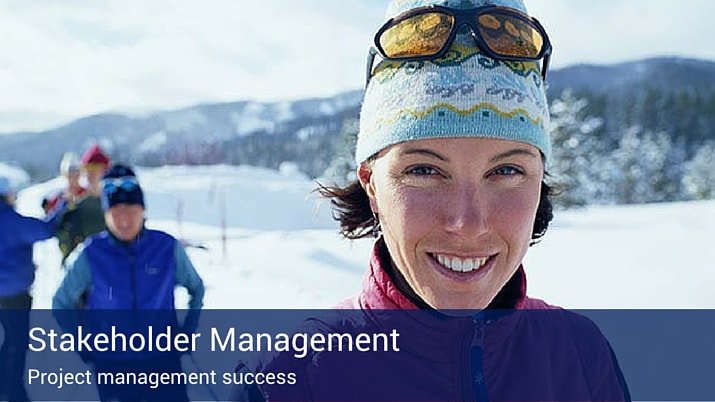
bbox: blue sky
[1,0,714,133]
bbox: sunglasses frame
[366,4,552,86]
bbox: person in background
[81,144,111,197]
[56,144,110,263]
[53,164,205,402]
[43,152,87,214]
[0,176,65,402]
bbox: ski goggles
[102,176,140,195]
[366,5,552,86]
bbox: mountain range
[1,56,713,181]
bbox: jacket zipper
[129,251,137,309]
[464,315,489,402]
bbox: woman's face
[359,137,544,310]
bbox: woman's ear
[357,163,379,213]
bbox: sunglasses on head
[366,4,552,86]
[102,177,139,195]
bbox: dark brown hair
[317,179,555,245]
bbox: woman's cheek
[390,187,443,227]
[491,188,540,238]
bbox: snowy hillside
[0,90,364,180]
[16,165,715,310]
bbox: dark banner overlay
[1,309,714,401]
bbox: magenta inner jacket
[235,241,630,402]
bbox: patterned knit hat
[356,0,551,163]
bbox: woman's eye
[404,165,440,176]
[491,165,524,177]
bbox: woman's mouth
[428,252,495,274]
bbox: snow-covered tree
[321,118,359,186]
[682,141,715,200]
[610,127,682,204]
[548,90,604,208]
[610,126,642,204]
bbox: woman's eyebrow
[489,148,539,163]
[400,148,449,162]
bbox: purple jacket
[235,241,629,401]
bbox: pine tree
[610,127,681,204]
[548,90,604,208]
[682,141,715,200]
[320,118,359,186]
[611,126,643,204]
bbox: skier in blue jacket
[53,164,204,402]
[0,176,65,401]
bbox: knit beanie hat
[101,164,145,210]
[81,144,111,167]
[59,152,81,175]
[356,0,551,163]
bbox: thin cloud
[0,0,713,133]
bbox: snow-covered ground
[16,164,715,310]
[0,162,30,189]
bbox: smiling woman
[234,0,630,400]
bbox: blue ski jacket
[0,199,62,297]
[53,228,204,311]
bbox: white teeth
[463,259,474,271]
[432,253,489,273]
[437,254,446,266]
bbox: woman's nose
[443,186,488,237]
